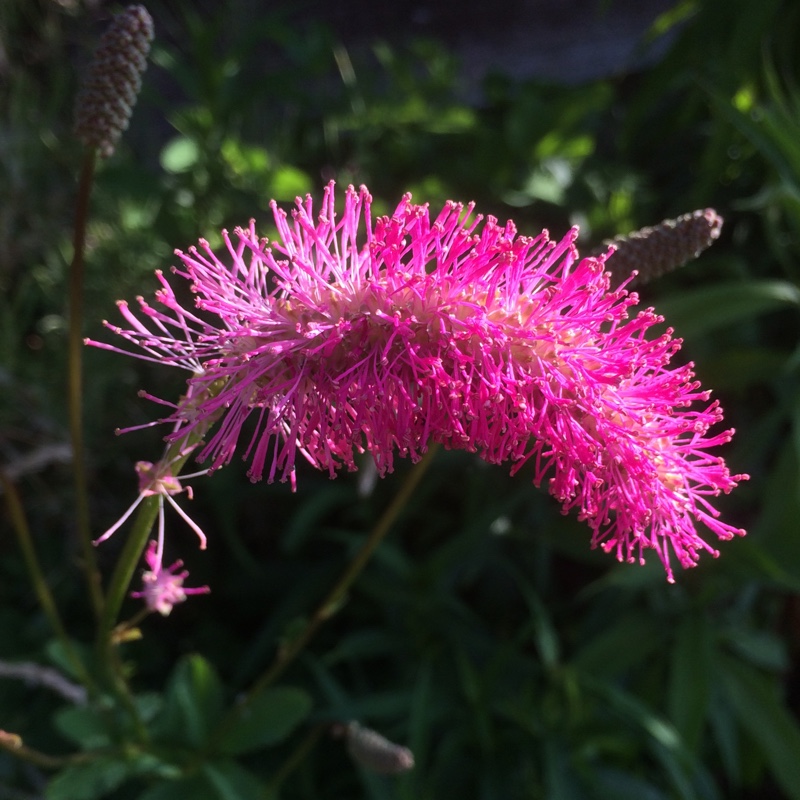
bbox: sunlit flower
[131,539,209,616]
[89,181,748,580]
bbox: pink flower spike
[131,540,209,616]
[91,181,748,580]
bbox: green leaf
[45,638,90,683]
[655,280,800,339]
[588,679,700,799]
[53,706,111,749]
[723,627,789,672]
[151,654,224,749]
[135,692,163,724]
[220,686,312,755]
[593,766,669,800]
[503,562,560,670]
[203,761,266,800]
[719,655,800,800]
[135,775,217,800]
[668,613,712,750]
[572,611,664,677]
[45,758,128,800]
[708,686,741,788]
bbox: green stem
[96,494,160,651]
[94,442,199,744]
[213,445,439,745]
[96,438,203,645]
[68,147,104,620]
[0,730,93,770]
[94,398,220,738]
[1,471,93,690]
[91,492,159,743]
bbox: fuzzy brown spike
[600,209,723,287]
[74,5,154,158]
[341,722,415,774]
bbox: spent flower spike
[90,181,748,580]
[74,4,154,158]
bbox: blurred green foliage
[3,0,800,797]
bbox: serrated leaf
[656,280,800,338]
[220,686,312,755]
[719,655,800,800]
[45,758,128,800]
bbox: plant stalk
[1,471,92,689]
[213,445,439,746]
[68,147,104,620]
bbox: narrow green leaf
[220,686,312,755]
[723,627,789,672]
[668,613,712,751]
[544,740,587,799]
[572,611,664,677]
[708,686,741,788]
[593,766,669,800]
[656,280,800,339]
[504,563,560,670]
[719,655,800,800]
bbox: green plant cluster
[2,0,800,797]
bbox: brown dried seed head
[601,209,724,287]
[74,5,154,158]
[344,722,415,774]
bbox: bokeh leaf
[656,280,800,338]
[719,655,800,800]
[220,686,313,755]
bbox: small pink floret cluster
[90,182,747,581]
[131,540,209,616]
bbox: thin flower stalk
[70,5,154,618]
[96,423,212,641]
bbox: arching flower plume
[87,181,748,580]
